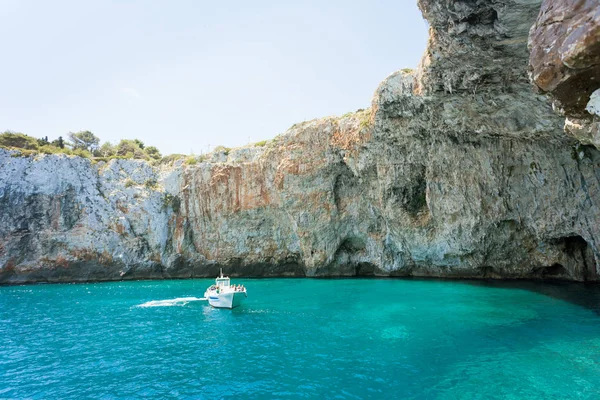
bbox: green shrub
[254,140,269,147]
[38,145,66,155]
[214,145,231,155]
[162,193,173,208]
[145,146,161,160]
[185,156,198,165]
[117,140,144,159]
[145,178,158,189]
[51,136,65,149]
[124,179,135,188]
[0,132,39,150]
[134,139,145,149]
[9,149,37,157]
[158,154,186,165]
[359,110,372,131]
[71,148,92,159]
[161,193,181,212]
[97,142,116,157]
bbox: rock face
[1,0,599,284]
[529,0,600,147]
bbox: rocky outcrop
[1,0,599,284]
[0,154,169,282]
[529,0,600,147]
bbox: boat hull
[207,291,246,309]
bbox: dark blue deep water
[1,278,600,399]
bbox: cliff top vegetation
[1,109,368,165]
[0,130,267,166]
[0,131,162,163]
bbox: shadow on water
[457,279,600,315]
[314,275,600,315]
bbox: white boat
[203,269,247,309]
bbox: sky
[0,0,428,156]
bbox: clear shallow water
[1,279,600,399]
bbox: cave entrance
[355,262,376,277]
[532,263,568,279]
[565,236,598,281]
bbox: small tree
[37,136,49,146]
[51,136,65,149]
[98,142,116,157]
[116,139,148,159]
[116,139,138,157]
[144,146,161,160]
[68,131,100,152]
[134,139,145,149]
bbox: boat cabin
[216,277,230,289]
[215,269,230,289]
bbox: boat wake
[137,297,206,308]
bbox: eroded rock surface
[1,0,599,284]
[529,0,600,147]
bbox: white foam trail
[137,297,206,308]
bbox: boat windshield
[216,278,230,288]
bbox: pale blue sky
[0,1,428,155]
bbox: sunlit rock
[1,0,599,283]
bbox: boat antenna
[220,268,223,278]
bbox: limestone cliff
[1,0,599,284]
[529,0,600,147]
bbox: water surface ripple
[1,279,599,399]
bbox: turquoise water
[1,279,600,399]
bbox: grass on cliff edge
[1,131,248,165]
[2,113,368,165]
[1,132,94,158]
[0,131,161,162]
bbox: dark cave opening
[389,165,427,217]
[355,262,376,277]
[532,263,568,279]
[563,235,598,281]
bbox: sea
[1,278,600,399]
